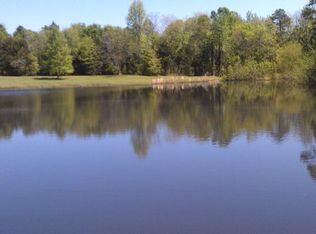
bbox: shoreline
[0,75,221,91]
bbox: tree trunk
[210,43,214,75]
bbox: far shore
[0,75,221,91]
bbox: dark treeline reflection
[0,83,316,158]
[301,147,316,181]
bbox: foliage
[190,15,214,75]
[0,34,39,75]
[138,34,161,75]
[307,54,316,85]
[276,42,310,81]
[270,9,292,41]
[42,28,73,78]
[210,7,241,75]
[159,20,192,75]
[127,0,148,40]
[228,21,278,63]
[101,27,136,74]
[73,37,98,75]
[0,24,9,41]
[225,60,276,80]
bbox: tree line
[0,0,315,83]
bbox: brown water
[0,83,316,234]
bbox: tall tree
[102,27,135,74]
[126,0,160,75]
[0,26,39,76]
[73,37,98,75]
[305,0,316,84]
[159,20,191,75]
[190,15,213,75]
[64,24,98,75]
[9,38,39,75]
[229,21,277,63]
[127,0,147,40]
[270,9,292,41]
[210,7,241,75]
[277,42,309,81]
[0,38,39,76]
[0,25,9,74]
[307,0,316,48]
[138,34,161,75]
[42,28,73,78]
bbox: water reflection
[0,82,315,158]
[301,146,316,181]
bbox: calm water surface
[0,83,316,234]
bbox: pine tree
[270,9,292,42]
[74,37,97,75]
[43,28,73,78]
[139,34,160,75]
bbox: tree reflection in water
[301,146,316,181]
[0,82,315,162]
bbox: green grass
[0,75,220,90]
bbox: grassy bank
[0,75,220,90]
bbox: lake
[0,82,316,234]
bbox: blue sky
[0,0,308,33]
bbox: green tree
[102,27,135,74]
[64,24,98,75]
[73,37,97,75]
[210,7,241,75]
[299,1,316,84]
[159,20,191,75]
[36,23,62,74]
[0,24,9,41]
[0,25,9,74]
[13,26,38,54]
[277,42,310,81]
[229,21,277,63]
[126,0,160,75]
[301,1,316,49]
[82,24,104,46]
[64,24,85,55]
[190,15,213,75]
[127,0,147,40]
[138,34,160,75]
[11,26,39,75]
[9,41,39,75]
[42,28,73,78]
[224,20,278,80]
[0,32,39,76]
[270,9,292,41]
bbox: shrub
[224,60,276,80]
[307,54,316,85]
[276,42,310,82]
